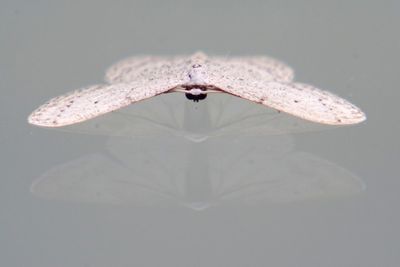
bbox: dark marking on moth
[186,93,207,102]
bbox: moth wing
[105,55,189,84]
[208,77,365,125]
[242,56,294,82]
[211,56,294,83]
[28,80,183,127]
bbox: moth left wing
[29,55,192,127]
[28,80,185,127]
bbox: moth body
[28,52,366,127]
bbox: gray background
[1,0,399,266]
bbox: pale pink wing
[206,59,365,125]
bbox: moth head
[185,87,207,102]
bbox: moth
[28,52,366,127]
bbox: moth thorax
[188,64,206,84]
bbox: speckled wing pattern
[105,56,189,84]
[211,56,294,83]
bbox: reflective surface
[31,95,365,208]
[1,1,399,266]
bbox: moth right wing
[207,75,365,125]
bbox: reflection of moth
[31,135,365,210]
[28,52,365,127]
